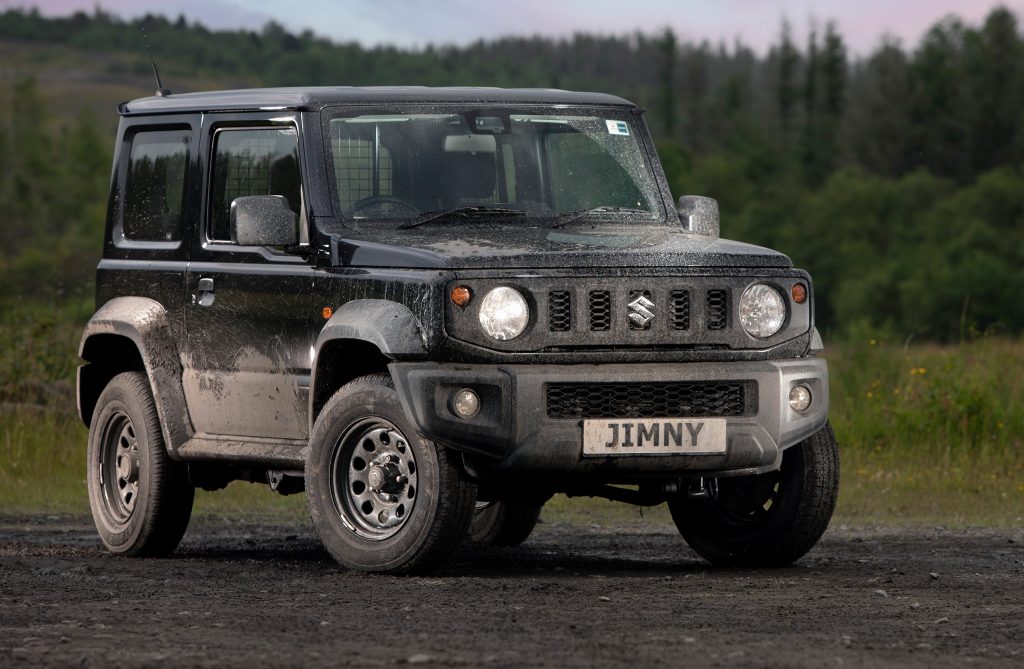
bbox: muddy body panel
[78,296,193,452]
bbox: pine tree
[776,20,800,143]
[657,27,678,139]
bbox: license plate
[582,418,727,456]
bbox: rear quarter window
[120,129,190,242]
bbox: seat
[441,151,497,206]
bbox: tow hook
[687,477,719,500]
[268,470,305,496]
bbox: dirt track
[1,515,1022,668]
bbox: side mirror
[677,195,720,239]
[230,195,298,247]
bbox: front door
[183,118,318,440]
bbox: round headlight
[739,284,786,338]
[478,287,529,340]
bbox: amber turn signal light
[791,283,807,304]
[322,306,333,319]
[450,286,472,307]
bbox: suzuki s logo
[627,295,656,327]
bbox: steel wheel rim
[99,410,140,523]
[330,417,419,541]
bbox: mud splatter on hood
[329,224,791,270]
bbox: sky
[9,0,1024,55]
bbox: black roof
[120,86,637,115]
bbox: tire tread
[88,371,193,557]
[670,421,840,567]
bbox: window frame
[200,116,310,257]
[113,123,193,250]
[318,104,673,227]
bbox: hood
[329,224,791,270]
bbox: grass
[1,309,1022,527]
[827,336,1024,525]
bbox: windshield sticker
[605,120,630,136]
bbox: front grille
[548,290,571,331]
[546,381,753,419]
[576,286,730,335]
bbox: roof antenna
[139,24,171,97]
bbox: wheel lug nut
[395,475,409,484]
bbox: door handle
[194,277,215,307]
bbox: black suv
[78,87,838,573]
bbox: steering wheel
[348,195,419,218]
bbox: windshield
[323,107,666,227]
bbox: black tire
[669,421,839,567]
[87,371,194,556]
[469,500,543,547]
[306,373,477,574]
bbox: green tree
[680,42,710,153]
[843,38,912,176]
[775,20,801,143]
[909,18,972,181]
[967,7,1023,174]
[798,23,846,185]
[657,27,678,139]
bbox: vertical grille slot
[589,290,611,331]
[706,289,728,330]
[670,290,690,330]
[627,289,652,330]
[548,291,572,332]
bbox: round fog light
[451,388,480,418]
[789,385,812,412]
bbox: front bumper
[390,358,828,479]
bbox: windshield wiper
[549,206,651,229]
[398,206,526,229]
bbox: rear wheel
[669,422,839,567]
[306,373,477,574]
[469,500,543,547]
[87,372,194,556]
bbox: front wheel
[306,373,477,574]
[668,422,839,567]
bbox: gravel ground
[1,515,1022,668]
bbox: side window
[122,129,189,242]
[209,127,302,242]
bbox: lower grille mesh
[546,381,753,419]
